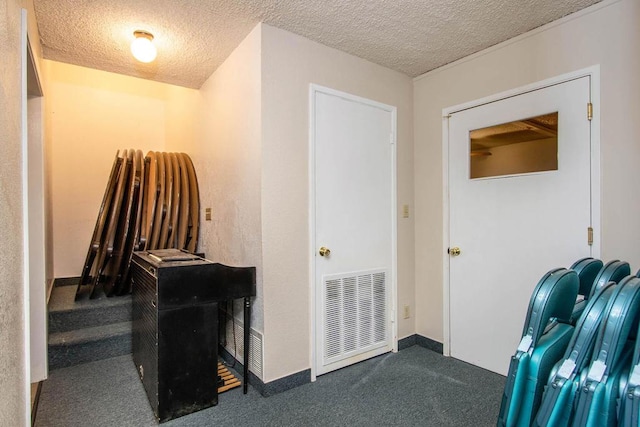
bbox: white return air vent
[220,309,264,381]
[323,269,388,366]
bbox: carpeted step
[48,285,132,333]
[48,321,132,370]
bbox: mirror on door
[469,112,558,179]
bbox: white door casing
[444,71,599,375]
[26,36,46,383]
[21,11,32,423]
[310,85,397,377]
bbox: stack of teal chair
[533,282,617,426]
[571,276,640,427]
[497,268,579,427]
[619,322,640,426]
[569,258,604,325]
[587,260,630,300]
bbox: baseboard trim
[54,277,80,287]
[219,346,311,397]
[397,335,417,350]
[416,335,444,354]
[398,334,443,354]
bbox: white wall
[0,0,46,422]
[0,0,27,424]
[190,26,265,330]
[260,24,414,382]
[44,61,199,278]
[414,0,640,342]
[185,24,414,383]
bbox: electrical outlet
[403,305,410,319]
[205,208,212,221]
[402,204,409,218]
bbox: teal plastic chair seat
[572,276,640,427]
[497,268,578,427]
[569,258,603,325]
[533,283,616,427]
[587,260,630,300]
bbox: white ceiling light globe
[131,31,157,63]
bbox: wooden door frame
[441,66,601,357]
[308,84,398,381]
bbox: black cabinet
[131,249,256,423]
[131,250,219,423]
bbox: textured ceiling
[33,0,602,89]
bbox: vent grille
[220,309,264,380]
[324,270,387,363]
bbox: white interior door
[448,76,592,375]
[311,85,396,376]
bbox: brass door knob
[319,246,331,257]
[449,247,461,257]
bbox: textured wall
[190,26,264,330]
[413,0,640,342]
[44,61,198,277]
[0,0,26,424]
[261,24,414,382]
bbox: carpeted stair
[48,284,132,370]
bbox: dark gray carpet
[35,346,505,426]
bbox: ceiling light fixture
[131,30,157,63]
